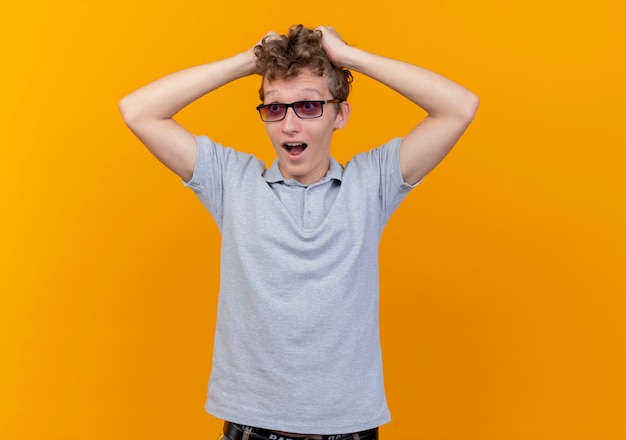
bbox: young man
[120,25,478,440]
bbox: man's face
[261,69,350,185]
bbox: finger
[253,31,280,48]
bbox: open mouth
[283,142,308,157]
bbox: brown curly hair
[254,24,353,102]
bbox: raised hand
[316,26,355,68]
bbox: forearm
[119,50,257,124]
[319,26,478,183]
[118,49,258,181]
[344,47,478,120]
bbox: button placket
[302,186,321,231]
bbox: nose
[280,107,301,133]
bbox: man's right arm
[119,49,259,181]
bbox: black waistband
[223,421,378,440]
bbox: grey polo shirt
[184,136,415,434]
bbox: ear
[333,101,351,129]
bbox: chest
[221,174,382,256]
[267,179,341,231]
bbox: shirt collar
[263,157,344,186]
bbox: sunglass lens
[294,101,323,118]
[263,104,287,121]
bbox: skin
[119,26,478,186]
[317,26,479,184]
[261,70,351,185]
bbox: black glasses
[256,99,340,122]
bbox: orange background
[1,1,625,439]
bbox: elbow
[461,90,480,123]
[470,91,480,115]
[118,94,137,126]
[438,89,479,124]
[118,92,151,128]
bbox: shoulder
[344,137,404,173]
[185,136,265,189]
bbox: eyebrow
[264,88,325,100]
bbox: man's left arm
[318,26,479,184]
